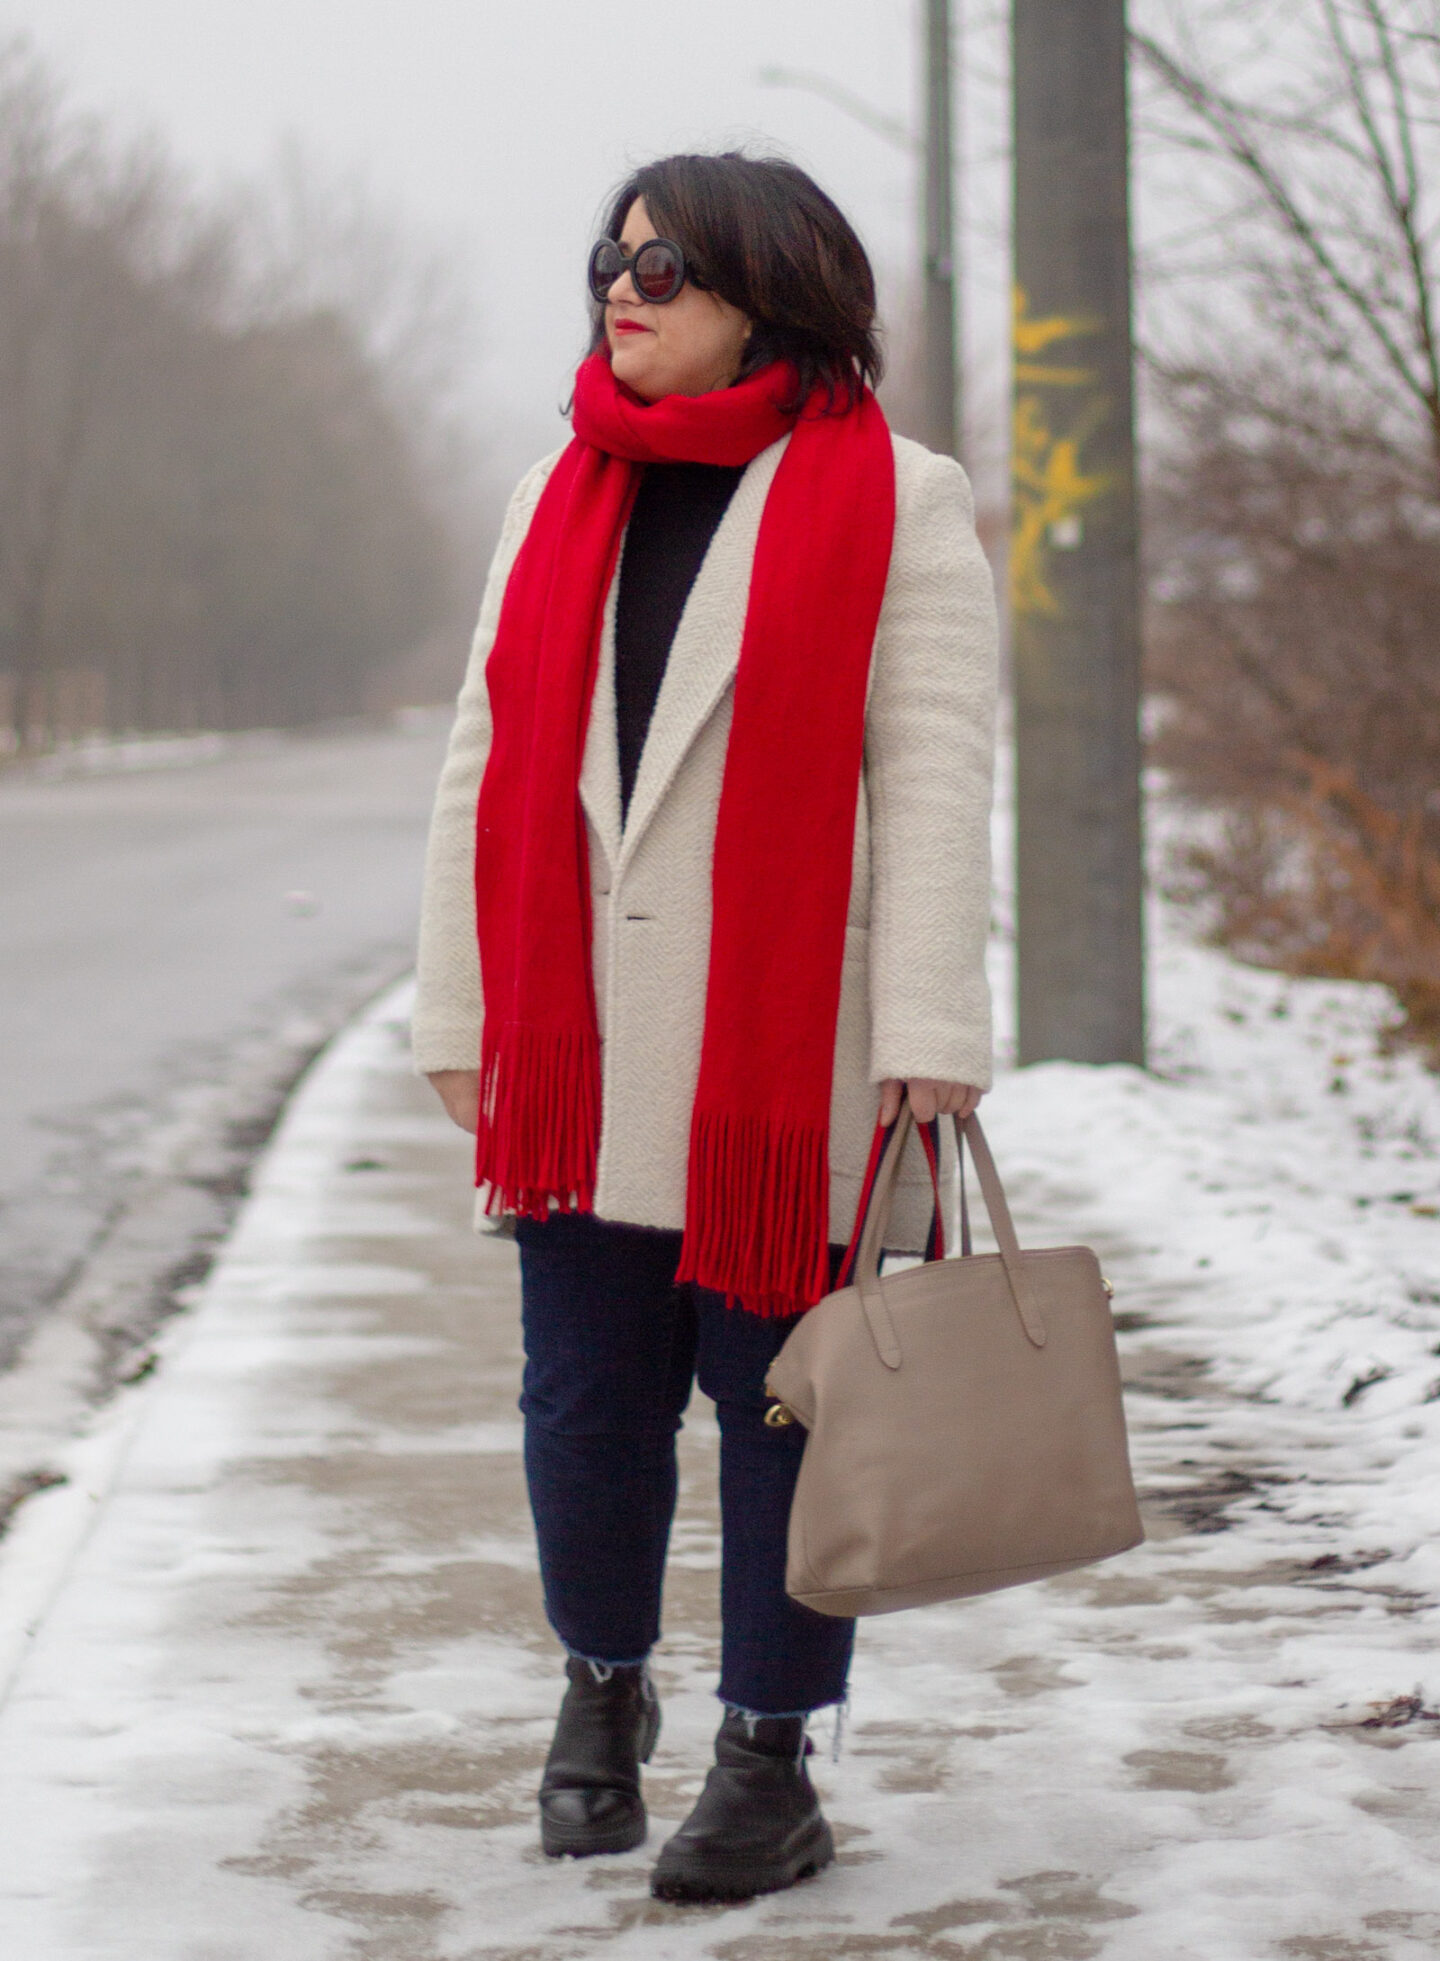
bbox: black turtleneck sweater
[613,461,743,823]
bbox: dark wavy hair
[587,152,882,413]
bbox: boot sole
[650,1816,834,1902]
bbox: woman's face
[602,198,753,401]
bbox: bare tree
[1135,0,1440,1050]
[1137,0,1440,475]
[0,45,181,743]
[229,140,481,487]
[225,143,491,712]
[0,39,466,750]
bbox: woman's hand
[428,1069,480,1134]
[877,1078,983,1126]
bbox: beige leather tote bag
[763,1106,1143,1617]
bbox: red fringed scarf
[475,352,896,1314]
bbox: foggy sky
[1,0,1011,489]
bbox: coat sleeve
[411,450,563,1076]
[864,439,999,1091]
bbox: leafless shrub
[1148,375,1440,1046]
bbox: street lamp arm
[756,65,919,154]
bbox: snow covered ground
[986,774,1440,1606]
[0,779,1437,1956]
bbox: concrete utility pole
[923,0,959,458]
[1011,0,1145,1066]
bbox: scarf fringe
[476,1021,600,1219]
[675,1110,832,1318]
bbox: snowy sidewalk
[0,976,1439,1959]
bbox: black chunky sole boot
[650,1712,834,1902]
[539,1658,661,1858]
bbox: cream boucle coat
[412,430,998,1249]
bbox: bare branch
[1132,18,1440,474]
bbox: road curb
[0,977,416,1710]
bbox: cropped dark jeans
[515,1210,855,1717]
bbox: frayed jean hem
[722,1692,849,1761]
[560,1640,652,1679]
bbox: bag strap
[850,1103,1048,1355]
[836,1116,894,1290]
[959,1116,1047,1348]
[838,1112,949,1290]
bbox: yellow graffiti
[1014,361,1095,388]
[1011,289,1112,619]
[1012,289,1101,359]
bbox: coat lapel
[614,432,790,874]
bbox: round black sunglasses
[587,235,693,306]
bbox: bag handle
[850,1104,1047,1363]
[837,1112,957,1291]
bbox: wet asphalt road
[0,717,451,1363]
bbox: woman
[414,151,997,1902]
